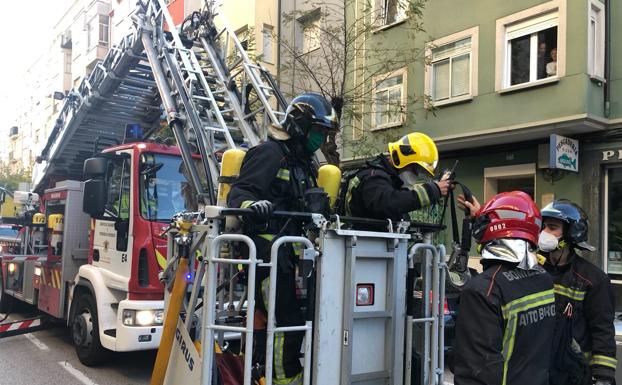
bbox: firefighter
[539,200,617,385]
[453,191,556,385]
[343,132,450,224]
[228,92,339,385]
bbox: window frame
[588,0,605,80]
[483,163,536,202]
[300,17,321,54]
[99,14,110,46]
[425,27,479,108]
[372,0,408,31]
[495,0,566,92]
[603,164,622,278]
[261,24,274,64]
[371,67,407,131]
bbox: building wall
[221,0,279,77]
[344,0,616,158]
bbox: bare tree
[277,0,429,164]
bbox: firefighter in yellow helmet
[342,132,450,224]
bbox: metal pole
[430,244,440,385]
[202,233,257,385]
[407,239,438,385]
[438,245,446,385]
[265,236,315,385]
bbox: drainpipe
[277,0,282,87]
[604,0,611,117]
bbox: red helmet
[472,191,542,246]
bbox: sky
[0,0,72,137]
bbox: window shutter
[506,11,558,40]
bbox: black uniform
[454,261,556,385]
[345,155,441,221]
[544,250,617,383]
[228,140,316,383]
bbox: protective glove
[249,200,273,223]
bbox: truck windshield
[140,153,198,222]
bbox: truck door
[92,155,133,280]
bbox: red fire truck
[0,139,195,365]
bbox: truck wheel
[0,271,13,314]
[72,293,109,366]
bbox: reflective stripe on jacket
[454,262,555,385]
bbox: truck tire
[0,270,14,314]
[71,293,109,366]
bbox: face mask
[399,169,419,186]
[538,231,560,252]
[305,130,326,154]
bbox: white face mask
[538,231,560,252]
[399,170,419,186]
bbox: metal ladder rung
[183,67,202,75]
[204,126,230,133]
[242,107,265,121]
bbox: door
[92,155,133,280]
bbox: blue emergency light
[124,123,144,143]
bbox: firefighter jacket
[345,155,441,222]
[453,261,556,385]
[228,139,317,234]
[543,250,617,382]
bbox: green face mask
[305,130,326,154]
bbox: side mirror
[83,179,106,217]
[84,157,108,179]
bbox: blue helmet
[541,200,595,251]
[281,93,339,140]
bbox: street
[0,311,154,385]
[1,308,456,385]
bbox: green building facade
[343,0,622,301]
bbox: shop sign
[549,134,579,172]
[601,149,622,162]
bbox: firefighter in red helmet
[453,191,556,385]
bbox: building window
[588,1,605,79]
[496,1,566,91]
[298,8,322,54]
[484,164,535,201]
[99,15,110,46]
[64,51,72,74]
[605,167,622,275]
[374,0,407,27]
[506,13,558,86]
[425,27,478,107]
[372,68,406,130]
[262,25,273,63]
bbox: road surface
[0,311,154,385]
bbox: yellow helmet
[32,213,46,225]
[388,132,438,177]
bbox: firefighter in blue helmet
[539,200,617,385]
[228,92,339,385]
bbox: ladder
[33,0,288,205]
[137,0,288,205]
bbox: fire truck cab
[0,141,192,366]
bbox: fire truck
[0,140,197,364]
[2,1,457,383]
[0,0,284,367]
